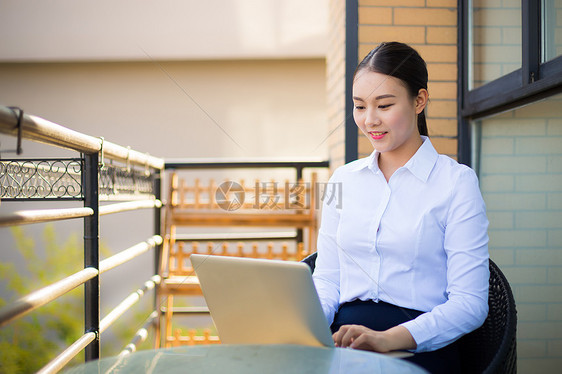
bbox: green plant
[0,225,84,374]
[0,224,163,373]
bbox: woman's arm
[400,167,489,352]
[312,174,342,325]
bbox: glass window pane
[470,0,522,89]
[542,0,562,63]
[474,92,562,371]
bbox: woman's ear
[415,88,429,115]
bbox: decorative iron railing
[0,105,164,373]
[0,158,83,200]
[99,163,156,200]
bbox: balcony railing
[0,105,330,372]
[0,105,163,373]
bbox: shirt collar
[349,136,438,183]
[348,149,377,172]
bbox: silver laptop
[190,254,334,347]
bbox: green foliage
[0,224,163,373]
[0,225,85,373]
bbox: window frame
[458,0,562,165]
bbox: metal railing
[0,105,331,372]
[0,105,164,373]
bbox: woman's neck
[378,136,423,182]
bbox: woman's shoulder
[433,153,481,189]
[435,153,477,176]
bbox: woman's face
[352,70,427,160]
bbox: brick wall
[326,0,347,170]
[479,93,562,372]
[357,0,458,159]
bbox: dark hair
[354,42,429,136]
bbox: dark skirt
[331,299,461,374]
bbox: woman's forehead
[352,71,407,97]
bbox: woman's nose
[365,109,380,127]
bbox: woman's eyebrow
[353,94,396,101]
[374,94,396,100]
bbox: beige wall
[0,57,328,312]
[0,0,328,61]
[0,59,327,160]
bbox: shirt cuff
[400,319,429,353]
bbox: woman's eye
[354,105,365,110]
[379,104,394,109]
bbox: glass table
[64,344,427,374]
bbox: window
[459,0,562,165]
[460,2,562,371]
[542,0,562,63]
[470,0,522,89]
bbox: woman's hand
[332,325,416,352]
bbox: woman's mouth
[369,131,387,140]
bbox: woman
[312,42,489,373]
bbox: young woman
[312,42,489,373]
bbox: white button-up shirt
[313,137,489,352]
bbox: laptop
[190,254,334,347]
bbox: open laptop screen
[190,254,334,347]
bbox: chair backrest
[302,252,317,272]
[457,259,517,374]
[302,253,517,374]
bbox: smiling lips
[369,131,387,140]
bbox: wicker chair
[456,259,517,374]
[302,253,517,374]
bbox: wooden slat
[171,213,316,227]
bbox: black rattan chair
[302,253,517,374]
[457,259,517,374]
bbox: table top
[64,344,427,374]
